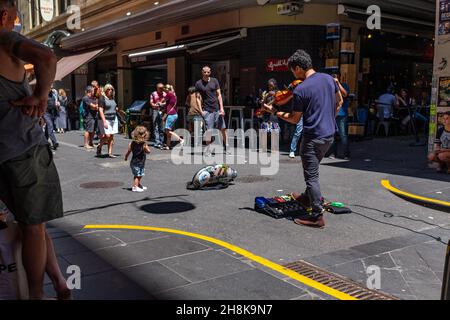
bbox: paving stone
[52,236,90,255]
[96,236,210,268]
[160,269,305,300]
[401,269,441,284]
[62,251,115,276]
[328,260,367,286]
[159,250,253,283]
[351,238,412,257]
[304,249,368,268]
[291,293,323,300]
[106,230,167,243]
[395,294,418,300]
[363,253,396,269]
[72,270,154,300]
[390,247,432,270]
[73,232,123,250]
[407,282,443,300]
[120,261,191,294]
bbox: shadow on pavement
[64,194,190,217]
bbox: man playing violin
[263,49,343,228]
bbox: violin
[255,80,302,117]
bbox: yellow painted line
[84,224,358,300]
[381,180,450,207]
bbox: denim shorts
[131,164,145,177]
[165,114,178,130]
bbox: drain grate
[283,260,399,300]
[236,175,273,183]
[80,181,124,189]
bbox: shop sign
[40,0,54,22]
[73,64,88,75]
[439,0,450,36]
[326,23,340,40]
[266,58,288,72]
[130,56,147,63]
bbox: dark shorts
[84,116,96,133]
[204,111,226,130]
[0,144,63,225]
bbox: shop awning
[128,29,247,59]
[29,48,106,85]
[54,48,106,81]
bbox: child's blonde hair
[132,126,149,143]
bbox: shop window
[155,31,162,40]
[59,0,72,14]
[30,0,37,28]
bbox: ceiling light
[126,12,132,16]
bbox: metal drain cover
[236,175,273,183]
[284,260,398,300]
[80,181,124,189]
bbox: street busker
[125,126,151,193]
[263,49,343,228]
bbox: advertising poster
[438,76,450,106]
[439,0,450,36]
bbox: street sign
[40,0,54,22]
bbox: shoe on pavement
[85,145,94,150]
[294,211,325,228]
[289,152,295,158]
[139,185,148,191]
[328,154,336,159]
[132,186,144,193]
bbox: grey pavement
[43,131,449,300]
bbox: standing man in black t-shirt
[195,66,229,155]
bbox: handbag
[0,201,29,300]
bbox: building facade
[21,0,436,118]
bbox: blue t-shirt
[377,93,396,119]
[337,83,350,117]
[292,72,339,139]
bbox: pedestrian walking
[148,83,167,149]
[56,89,68,134]
[329,73,350,159]
[161,84,184,150]
[97,84,119,157]
[82,85,99,150]
[43,88,59,150]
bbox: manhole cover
[236,175,273,183]
[80,181,124,189]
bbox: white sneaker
[139,186,148,191]
[132,186,144,193]
[289,152,295,158]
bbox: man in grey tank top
[0,0,68,299]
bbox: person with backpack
[42,88,59,150]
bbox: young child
[125,126,151,192]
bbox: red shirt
[165,92,178,115]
